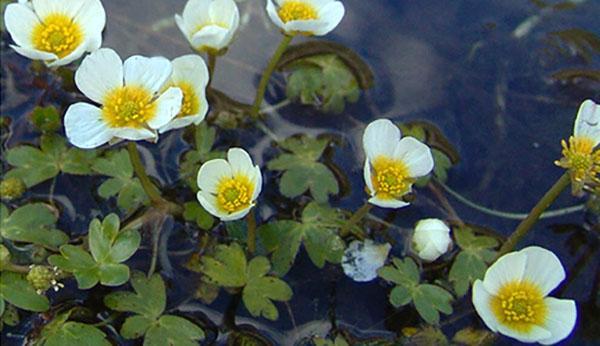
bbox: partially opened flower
[362,119,434,208]
[175,0,240,53]
[159,55,209,133]
[196,148,262,221]
[472,246,576,345]
[64,48,183,148]
[555,99,600,195]
[4,0,106,67]
[412,218,452,262]
[266,0,345,36]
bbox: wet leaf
[29,106,61,133]
[201,243,247,287]
[183,202,215,230]
[267,136,339,203]
[0,272,49,312]
[5,134,97,187]
[104,272,165,319]
[144,315,205,346]
[37,310,110,346]
[0,203,68,248]
[448,227,498,297]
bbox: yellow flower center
[102,86,157,128]
[490,280,547,333]
[174,82,199,118]
[370,156,413,200]
[31,13,83,58]
[555,136,600,194]
[216,175,254,213]
[278,1,318,23]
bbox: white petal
[209,0,238,26]
[171,55,209,89]
[123,56,172,95]
[191,26,231,51]
[363,160,374,195]
[158,114,201,134]
[284,19,330,35]
[75,48,123,104]
[46,39,87,67]
[197,190,223,218]
[148,87,182,129]
[181,0,211,29]
[74,0,106,41]
[4,3,39,48]
[521,246,566,296]
[539,298,577,345]
[111,127,156,141]
[472,280,500,332]
[220,205,253,221]
[368,196,410,209]
[10,45,57,61]
[482,250,526,295]
[312,1,344,36]
[251,165,263,200]
[417,243,443,262]
[175,14,192,39]
[497,323,551,344]
[342,240,391,282]
[266,0,285,30]
[64,102,113,149]
[227,148,255,177]
[32,0,86,19]
[363,118,401,161]
[393,137,434,177]
[197,159,232,194]
[573,99,600,146]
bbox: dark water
[1,0,599,345]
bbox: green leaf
[413,284,454,325]
[378,257,420,287]
[0,203,68,248]
[0,272,49,312]
[183,202,215,230]
[38,310,110,346]
[48,245,99,289]
[1,303,19,326]
[431,149,453,183]
[144,315,205,346]
[267,135,339,203]
[449,227,498,297]
[243,257,293,321]
[201,243,247,287]
[120,315,153,339]
[29,106,61,133]
[104,272,165,319]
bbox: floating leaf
[183,202,215,230]
[267,135,339,202]
[0,272,49,312]
[5,134,97,187]
[179,123,225,191]
[37,309,110,346]
[29,106,61,133]
[378,257,453,324]
[0,203,67,248]
[448,227,498,297]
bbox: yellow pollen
[174,82,199,118]
[490,280,547,333]
[555,136,600,194]
[32,13,83,58]
[370,156,413,200]
[102,86,157,128]
[216,175,254,213]
[278,1,318,23]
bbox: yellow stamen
[216,175,253,213]
[555,136,600,195]
[174,82,199,118]
[370,156,413,200]
[278,1,318,23]
[102,86,156,128]
[490,280,547,333]
[32,13,83,58]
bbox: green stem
[207,52,217,87]
[250,34,294,118]
[148,223,160,277]
[3,263,30,274]
[497,173,571,257]
[246,209,257,255]
[340,202,372,239]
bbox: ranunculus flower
[266,0,345,36]
[412,218,452,262]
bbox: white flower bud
[412,218,452,262]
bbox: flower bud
[412,218,452,262]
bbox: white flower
[362,119,434,208]
[64,48,183,149]
[266,0,345,36]
[4,0,106,67]
[342,239,391,282]
[196,148,262,221]
[412,218,452,262]
[159,55,209,133]
[175,0,240,53]
[573,99,600,147]
[472,247,577,345]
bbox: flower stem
[246,209,257,255]
[340,202,372,239]
[127,142,163,204]
[250,34,294,119]
[207,52,217,87]
[496,173,571,257]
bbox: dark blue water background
[1,0,599,345]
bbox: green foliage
[448,227,498,297]
[0,177,26,200]
[0,245,10,271]
[179,123,225,191]
[452,327,495,346]
[267,136,339,203]
[0,203,68,249]
[48,214,140,289]
[92,149,149,212]
[4,134,97,187]
[285,54,360,113]
[104,272,205,345]
[258,202,347,276]
[378,257,453,325]
[183,201,215,230]
[0,272,49,312]
[30,106,61,133]
[37,309,110,346]
[1,303,20,327]
[201,243,293,320]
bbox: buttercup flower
[64,48,183,148]
[175,0,240,53]
[159,55,209,133]
[362,119,434,208]
[196,148,262,221]
[342,239,391,282]
[472,247,576,345]
[4,0,106,67]
[555,99,600,195]
[412,218,452,262]
[266,0,345,36]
